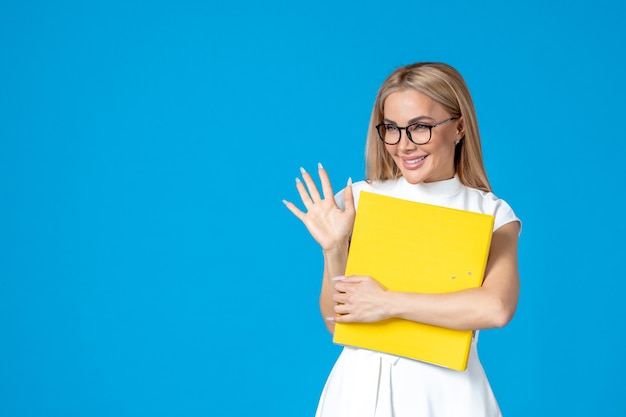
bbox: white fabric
[316,176,520,417]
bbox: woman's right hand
[283,163,355,252]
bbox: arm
[282,164,356,334]
[331,221,520,331]
[320,245,349,333]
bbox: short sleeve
[493,198,521,234]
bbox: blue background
[1,0,625,416]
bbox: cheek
[384,144,397,156]
[433,140,456,157]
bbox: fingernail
[295,177,301,183]
[331,276,345,281]
[325,317,335,322]
[281,199,288,205]
[300,167,306,174]
[347,177,352,186]
[318,162,324,169]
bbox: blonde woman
[284,62,521,417]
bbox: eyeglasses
[376,117,459,145]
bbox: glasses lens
[407,124,431,144]
[378,124,400,144]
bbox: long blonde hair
[365,62,491,192]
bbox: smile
[405,156,427,164]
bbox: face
[382,89,462,184]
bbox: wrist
[382,290,399,319]
[322,240,350,256]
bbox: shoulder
[460,186,521,232]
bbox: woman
[283,62,520,417]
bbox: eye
[408,123,430,132]
[384,124,399,132]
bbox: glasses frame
[376,116,459,145]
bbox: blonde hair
[365,62,491,192]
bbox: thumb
[343,177,355,213]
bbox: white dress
[316,176,520,417]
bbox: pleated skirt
[315,341,502,417]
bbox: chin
[402,168,455,184]
[401,171,429,185]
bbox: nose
[397,128,416,150]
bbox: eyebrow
[383,116,436,125]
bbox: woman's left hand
[329,275,390,323]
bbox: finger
[317,162,335,201]
[332,292,348,304]
[334,303,351,316]
[336,275,366,285]
[300,167,323,202]
[334,281,357,294]
[282,199,306,221]
[333,311,353,323]
[294,177,314,209]
[334,277,368,293]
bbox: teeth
[406,156,426,163]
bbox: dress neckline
[398,175,464,199]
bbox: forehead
[383,89,443,121]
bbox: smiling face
[382,89,462,184]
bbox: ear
[455,117,464,138]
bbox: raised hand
[283,163,355,252]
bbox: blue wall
[1,0,625,415]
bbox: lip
[401,154,428,169]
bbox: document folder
[333,191,495,371]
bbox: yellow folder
[333,191,495,371]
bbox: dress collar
[398,175,464,199]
